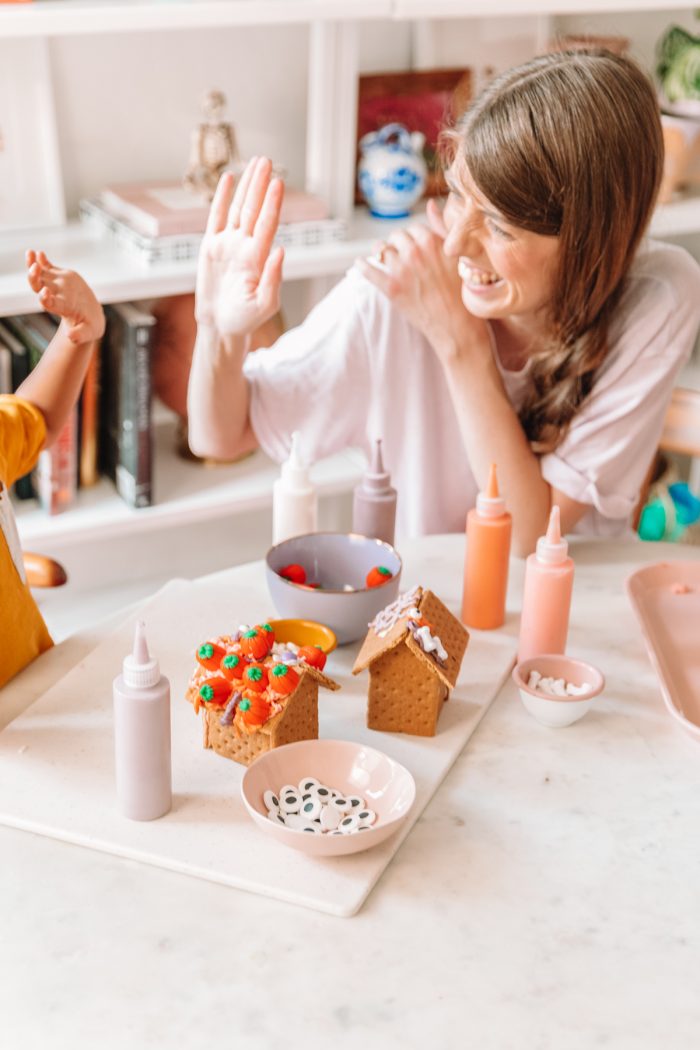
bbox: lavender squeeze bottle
[352,439,397,545]
[113,621,172,821]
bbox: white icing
[412,625,448,663]
[370,586,422,637]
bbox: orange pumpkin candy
[198,677,232,707]
[196,641,227,671]
[220,651,245,683]
[297,645,327,671]
[366,565,393,589]
[239,628,271,661]
[268,662,300,696]
[238,694,272,726]
[242,663,268,693]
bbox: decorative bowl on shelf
[265,532,402,645]
[512,654,605,728]
[241,738,416,857]
[357,122,427,218]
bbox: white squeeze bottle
[113,620,172,821]
[518,505,575,662]
[272,430,318,543]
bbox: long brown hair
[444,50,663,452]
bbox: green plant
[657,25,700,103]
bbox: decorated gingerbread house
[185,624,339,766]
[352,586,469,737]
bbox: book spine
[109,310,153,510]
[34,406,78,516]
[79,342,100,488]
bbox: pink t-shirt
[245,239,700,539]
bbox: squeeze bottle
[518,505,575,661]
[272,431,318,544]
[461,463,512,629]
[352,439,397,545]
[113,621,172,821]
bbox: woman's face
[442,164,560,332]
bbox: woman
[187,50,700,555]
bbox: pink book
[99,180,330,238]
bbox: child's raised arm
[16,251,105,447]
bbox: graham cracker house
[352,586,469,737]
[186,631,340,766]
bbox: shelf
[2,193,700,316]
[394,0,700,16]
[0,208,417,315]
[0,0,392,37]
[15,413,365,548]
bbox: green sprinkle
[243,628,258,639]
[239,698,251,711]
[246,666,263,682]
[261,623,273,632]
[198,644,214,659]
[199,684,214,702]
[222,654,240,669]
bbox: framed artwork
[0,38,66,232]
[356,68,472,203]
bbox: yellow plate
[266,619,337,654]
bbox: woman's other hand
[355,198,490,364]
[195,157,285,336]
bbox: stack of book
[80,179,347,265]
[0,300,156,513]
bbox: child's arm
[15,250,105,448]
[187,158,284,460]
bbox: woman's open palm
[196,157,285,336]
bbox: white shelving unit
[3,0,699,562]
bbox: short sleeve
[541,246,700,522]
[0,395,46,489]
[244,272,373,465]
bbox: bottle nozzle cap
[281,430,313,490]
[123,620,161,689]
[476,463,507,518]
[536,505,569,564]
[362,438,395,494]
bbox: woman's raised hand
[195,157,285,336]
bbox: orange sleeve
[0,395,46,488]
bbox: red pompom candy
[279,564,307,585]
[297,645,327,671]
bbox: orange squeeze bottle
[461,463,512,629]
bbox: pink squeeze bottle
[113,621,172,821]
[518,506,575,662]
[352,439,397,545]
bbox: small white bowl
[513,654,605,728]
[241,738,416,857]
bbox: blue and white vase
[358,123,427,219]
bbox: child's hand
[195,158,285,336]
[25,250,105,344]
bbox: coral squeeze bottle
[461,463,512,629]
[518,505,575,661]
[272,431,318,544]
[113,621,172,821]
[352,438,397,545]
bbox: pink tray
[626,560,700,741]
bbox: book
[4,313,78,515]
[0,320,33,499]
[79,196,347,266]
[99,180,330,238]
[100,302,155,509]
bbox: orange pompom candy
[220,651,245,682]
[297,645,327,671]
[242,663,268,693]
[196,641,227,671]
[238,694,272,727]
[268,662,300,696]
[240,627,271,661]
[366,566,393,589]
[198,677,232,707]
[279,564,306,585]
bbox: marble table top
[2,536,699,1050]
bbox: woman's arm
[355,206,587,555]
[187,158,284,460]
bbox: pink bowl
[513,654,605,727]
[241,739,416,857]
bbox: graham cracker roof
[352,587,469,689]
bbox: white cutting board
[0,552,519,916]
